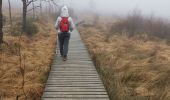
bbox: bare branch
[26,0,38,6]
[51,0,59,7]
[27,6,40,13]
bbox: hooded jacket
[55,6,74,33]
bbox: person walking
[55,6,74,61]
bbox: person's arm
[55,17,61,32]
[69,17,75,32]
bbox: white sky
[2,0,170,19]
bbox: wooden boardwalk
[41,30,109,100]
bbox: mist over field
[2,0,170,19]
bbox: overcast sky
[2,0,170,19]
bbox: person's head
[60,5,69,17]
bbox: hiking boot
[63,57,67,61]
[63,55,67,61]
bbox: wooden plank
[47,79,100,81]
[45,83,103,85]
[47,77,100,79]
[51,66,95,69]
[48,74,98,76]
[50,68,96,70]
[50,68,96,71]
[49,72,97,74]
[61,60,92,62]
[52,62,94,65]
[42,94,108,98]
[43,91,107,95]
[47,81,102,83]
[42,98,109,100]
[47,80,101,82]
[45,84,104,87]
[51,65,94,68]
[44,88,106,92]
[49,71,97,74]
[43,98,109,100]
[48,76,99,78]
[52,63,93,66]
[45,86,105,89]
[49,70,97,72]
[49,73,98,75]
[47,80,102,83]
[50,70,96,72]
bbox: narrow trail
[41,29,109,100]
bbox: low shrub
[11,22,22,36]
[10,18,39,36]
[110,10,170,40]
[25,18,39,36]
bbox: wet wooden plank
[42,98,109,100]
[42,94,108,98]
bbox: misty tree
[8,0,12,34]
[21,0,60,32]
[21,0,38,32]
[32,2,35,19]
[39,0,61,21]
[40,0,43,16]
[89,0,96,12]
[43,0,59,16]
[0,0,3,44]
[27,2,42,19]
[89,0,98,25]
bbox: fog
[2,0,170,19]
[71,0,170,19]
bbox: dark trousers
[58,32,70,57]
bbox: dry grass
[78,17,170,100]
[0,20,56,100]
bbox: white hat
[60,5,69,17]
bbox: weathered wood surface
[41,30,109,100]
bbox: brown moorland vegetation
[78,15,170,100]
[0,20,56,99]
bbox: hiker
[55,6,74,61]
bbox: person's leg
[59,33,64,56]
[63,33,70,60]
[57,34,60,54]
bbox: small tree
[40,0,43,16]
[8,0,12,34]
[0,0,3,44]
[89,0,96,13]
[32,2,35,19]
[21,0,38,32]
[8,0,12,26]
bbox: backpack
[60,17,69,32]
